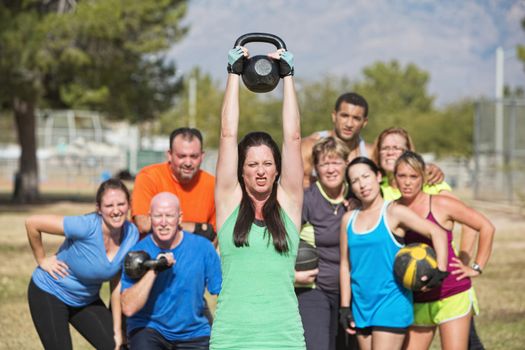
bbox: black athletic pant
[28,279,115,350]
[469,318,485,350]
[296,288,358,350]
[129,328,209,350]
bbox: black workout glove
[424,269,449,290]
[278,50,294,77]
[194,223,216,242]
[227,47,245,75]
[339,306,355,331]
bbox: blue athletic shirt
[31,213,139,307]
[346,201,413,328]
[121,232,222,342]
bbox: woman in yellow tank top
[371,127,487,349]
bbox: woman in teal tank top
[211,45,305,349]
[339,157,449,350]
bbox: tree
[413,99,474,158]
[351,60,436,141]
[159,69,285,148]
[158,68,223,148]
[297,75,353,137]
[504,86,524,98]
[323,59,473,157]
[0,0,188,202]
[518,16,525,70]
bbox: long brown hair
[234,132,289,253]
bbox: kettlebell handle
[234,32,287,51]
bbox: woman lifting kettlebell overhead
[210,35,305,350]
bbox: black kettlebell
[124,250,170,279]
[234,33,287,93]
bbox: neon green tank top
[210,206,306,350]
[381,178,452,201]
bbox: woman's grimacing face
[242,145,278,195]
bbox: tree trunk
[12,97,40,203]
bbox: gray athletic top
[300,182,347,293]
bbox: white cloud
[168,0,525,106]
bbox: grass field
[0,198,524,349]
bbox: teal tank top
[210,206,306,350]
[346,201,413,328]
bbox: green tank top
[210,206,306,350]
[381,178,452,201]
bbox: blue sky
[168,0,525,106]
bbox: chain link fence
[473,98,525,204]
[0,109,218,196]
[0,110,127,196]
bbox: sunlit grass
[1,202,523,349]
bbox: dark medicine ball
[295,240,319,271]
[394,243,438,291]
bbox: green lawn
[0,201,523,349]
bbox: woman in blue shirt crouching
[26,178,139,349]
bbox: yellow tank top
[381,178,452,201]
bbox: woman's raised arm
[275,51,303,226]
[215,48,247,226]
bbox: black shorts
[356,326,408,335]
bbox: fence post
[473,101,481,200]
[507,100,517,203]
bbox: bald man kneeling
[121,192,222,350]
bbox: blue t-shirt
[32,213,139,307]
[121,232,222,342]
